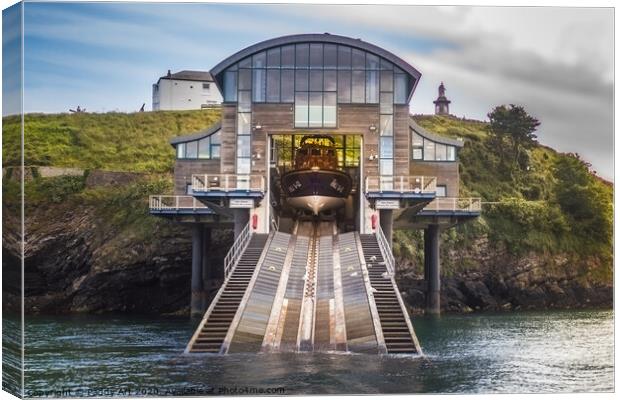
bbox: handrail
[376,224,395,276]
[270,216,279,232]
[223,222,253,280]
[365,176,437,194]
[191,174,265,193]
[423,197,482,212]
[149,195,208,210]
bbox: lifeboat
[281,136,353,215]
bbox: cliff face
[3,198,611,316]
[2,175,232,315]
[2,111,612,315]
[396,235,612,314]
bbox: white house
[152,70,223,111]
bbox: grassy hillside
[3,109,221,172]
[3,110,613,286]
[411,114,613,282]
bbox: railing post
[225,175,229,191]
[175,196,179,210]
[453,197,457,211]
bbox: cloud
[17,3,614,180]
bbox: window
[412,130,457,161]
[351,71,365,103]
[435,143,447,161]
[186,141,198,158]
[176,132,221,160]
[308,92,323,127]
[267,48,280,68]
[238,113,251,135]
[296,44,309,68]
[380,115,393,136]
[309,44,323,68]
[323,70,337,91]
[176,143,185,158]
[338,71,351,102]
[281,45,295,67]
[323,93,337,127]
[219,44,415,130]
[380,137,393,158]
[224,71,237,101]
[295,92,309,127]
[424,139,435,161]
[266,70,280,102]
[198,137,210,159]
[394,73,408,104]
[252,51,266,68]
[252,69,266,102]
[447,146,456,161]
[324,44,337,68]
[436,185,447,197]
[281,70,294,102]
[380,92,393,114]
[366,70,379,103]
[412,132,423,160]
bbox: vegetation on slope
[2,109,220,172]
[412,114,613,283]
[3,109,613,287]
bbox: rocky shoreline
[3,207,612,316]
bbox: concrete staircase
[359,234,418,354]
[187,234,269,353]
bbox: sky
[2,2,614,180]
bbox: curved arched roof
[210,33,422,100]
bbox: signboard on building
[375,199,400,209]
[230,198,254,209]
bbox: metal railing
[191,174,265,193]
[376,224,395,276]
[270,216,280,232]
[423,197,482,212]
[149,195,209,211]
[365,176,437,194]
[223,222,253,280]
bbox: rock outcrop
[397,237,612,314]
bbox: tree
[487,105,540,169]
[554,153,612,248]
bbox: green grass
[3,110,612,285]
[3,109,221,172]
[410,114,613,283]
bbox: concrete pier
[379,210,393,249]
[191,224,204,316]
[425,224,441,315]
[201,226,213,311]
[233,209,250,237]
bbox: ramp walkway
[186,221,421,355]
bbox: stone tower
[433,82,451,115]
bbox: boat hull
[281,169,352,215]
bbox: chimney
[167,69,171,77]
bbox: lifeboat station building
[149,34,480,355]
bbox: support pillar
[201,227,213,312]
[423,228,431,281]
[191,224,204,317]
[233,208,250,238]
[379,210,393,249]
[425,224,441,315]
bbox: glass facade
[220,41,414,177]
[221,43,411,129]
[271,134,362,170]
[411,131,457,161]
[175,130,222,160]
